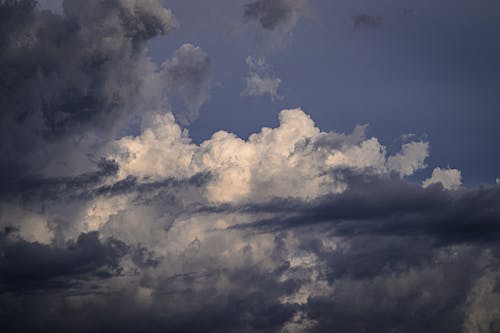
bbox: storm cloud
[1,1,499,332]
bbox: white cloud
[109,108,429,204]
[422,167,462,190]
[387,141,429,176]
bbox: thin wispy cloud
[352,13,383,31]
[242,56,283,101]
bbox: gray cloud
[0,0,177,139]
[232,172,500,245]
[162,44,213,125]
[243,0,308,31]
[0,230,128,291]
[352,13,383,31]
[241,56,282,101]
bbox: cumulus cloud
[423,167,462,190]
[2,106,500,332]
[0,0,212,181]
[109,108,434,204]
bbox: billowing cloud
[109,108,432,204]
[0,0,212,182]
[0,0,177,138]
[2,106,500,332]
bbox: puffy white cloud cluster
[109,108,430,204]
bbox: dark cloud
[0,158,119,200]
[352,13,383,31]
[0,0,212,186]
[233,172,500,244]
[243,0,307,31]
[2,173,500,331]
[0,231,128,291]
[0,0,176,140]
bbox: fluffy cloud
[423,167,462,190]
[110,108,430,204]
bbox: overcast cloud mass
[1,0,500,332]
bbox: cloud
[110,108,432,205]
[0,0,210,185]
[2,107,500,332]
[0,230,127,291]
[243,0,308,31]
[423,167,462,190]
[387,141,429,176]
[242,56,283,100]
[0,0,177,138]
[242,73,283,100]
[1,1,499,332]
[242,0,310,50]
[352,14,383,31]
[162,44,213,125]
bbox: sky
[1,0,500,332]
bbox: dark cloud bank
[1,1,500,333]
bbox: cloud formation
[1,1,499,333]
[4,102,498,332]
[0,0,211,182]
